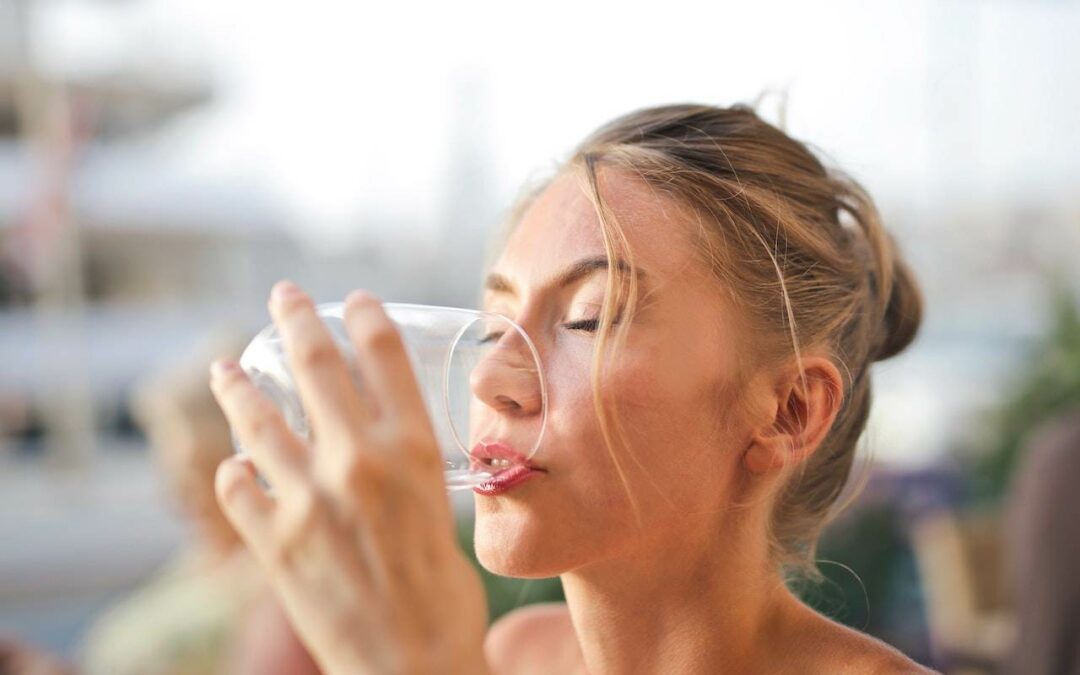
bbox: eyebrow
[484,255,644,297]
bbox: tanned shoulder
[484,603,582,675]
[826,620,939,675]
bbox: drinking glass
[235,302,547,490]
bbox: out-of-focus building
[0,1,288,653]
[0,1,443,460]
[0,3,498,651]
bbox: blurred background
[1,0,1078,673]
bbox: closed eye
[562,318,600,332]
[482,318,614,341]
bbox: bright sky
[29,0,1080,247]
[14,0,1080,469]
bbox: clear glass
[235,302,547,490]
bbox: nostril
[494,395,522,412]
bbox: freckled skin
[472,169,754,579]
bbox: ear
[742,355,845,474]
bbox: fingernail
[345,289,376,307]
[231,455,257,476]
[210,358,240,379]
[271,280,302,304]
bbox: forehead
[495,167,700,286]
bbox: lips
[470,439,534,469]
[470,440,545,496]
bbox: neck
[560,509,798,674]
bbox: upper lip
[470,440,543,471]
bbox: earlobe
[740,357,844,476]
[742,404,802,475]
[740,379,796,475]
[742,436,791,474]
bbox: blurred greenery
[795,504,930,660]
[969,279,1080,502]
[794,277,1080,662]
[794,505,902,631]
[456,516,565,623]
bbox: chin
[473,505,576,579]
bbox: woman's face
[472,167,764,577]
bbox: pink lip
[470,439,533,465]
[470,440,545,496]
[473,464,544,496]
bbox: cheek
[545,335,732,487]
[472,339,742,576]
[606,343,708,437]
[598,348,740,505]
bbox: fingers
[215,455,275,548]
[269,281,375,441]
[210,358,310,493]
[252,282,442,495]
[343,291,427,426]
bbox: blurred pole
[9,0,96,470]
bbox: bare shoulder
[485,602,583,675]
[802,615,938,675]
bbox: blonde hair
[130,330,248,461]
[503,103,923,578]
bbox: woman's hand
[209,282,491,675]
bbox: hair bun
[872,252,923,362]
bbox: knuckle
[242,404,282,445]
[267,537,294,570]
[292,488,324,528]
[398,422,432,450]
[379,423,441,475]
[371,418,414,446]
[274,488,324,555]
[294,337,340,370]
[358,320,401,354]
[409,447,444,477]
[215,462,249,504]
[365,422,397,448]
[339,452,395,494]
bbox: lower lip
[473,465,544,496]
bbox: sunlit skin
[472,170,759,579]
[475,168,933,674]
[208,167,933,673]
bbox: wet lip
[470,440,545,496]
[469,440,543,472]
[473,464,543,496]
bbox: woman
[76,334,269,675]
[0,336,319,675]
[83,335,319,675]
[209,103,932,674]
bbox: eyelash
[477,318,601,344]
[563,318,600,332]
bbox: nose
[468,328,544,418]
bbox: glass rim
[314,301,549,462]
